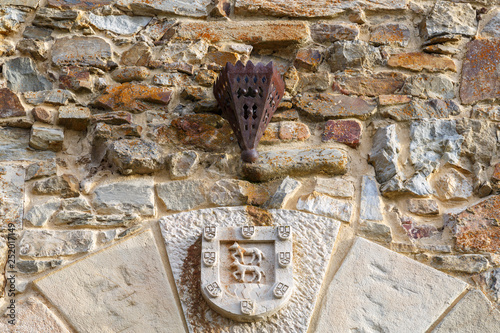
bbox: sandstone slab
[243,148,349,182]
[432,290,500,332]
[88,13,151,35]
[383,99,460,121]
[261,121,310,144]
[322,119,361,148]
[294,48,323,72]
[117,0,211,17]
[172,21,308,47]
[332,71,406,97]
[93,178,155,216]
[0,88,25,118]
[388,52,456,72]
[157,180,206,211]
[460,39,500,105]
[160,207,341,332]
[111,66,150,83]
[52,37,113,70]
[315,237,468,333]
[370,23,410,47]
[48,0,112,9]
[19,230,93,258]
[29,124,64,152]
[3,57,52,92]
[297,192,352,223]
[34,230,185,333]
[95,83,172,113]
[25,159,57,180]
[314,177,354,198]
[294,93,376,120]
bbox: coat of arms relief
[201,225,294,321]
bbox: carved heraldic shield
[201,225,294,322]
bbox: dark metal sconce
[213,61,285,163]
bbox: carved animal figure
[229,242,265,265]
[230,260,266,283]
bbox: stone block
[107,138,164,175]
[19,230,93,257]
[57,105,91,131]
[322,119,361,148]
[29,124,64,152]
[388,52,456,72]
[157,180,207,211]
[297,192,352,223]
[294,93,377,120]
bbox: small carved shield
[201,225,294,322]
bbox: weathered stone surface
[360,176,383,221]
[243,148,349,182]
[88,13,151,35]
[332,71,406,97]
[24,198,60,227]
[29,124,64,152]
[315,237,467,333]
[32,175,79,198]
[1,0,40,8]
[0,7,26,35]
[322,119,362,148]
[53,210,94,226]
[0,297,70,332]
[52,37,113,70]
[423,43,459,56]
[59,67,93,92]
[234,0,409,18]
[35,230,185,333]
[263,176,301,209]
[163,114,234,151]
[482,11,500,38]
[57,105,91,131]
[271,109,299,122]
[433,169,472,201]
[261,121,310,144]
[111,66,150,83]
[408,198,439,216]
[472,105,500,122]
[209,179,269,206]
[17,38,49,60]
[48,0,112,9]
[383,99,460,121]
[445,195,500,253]
[160,207,341,332]
[157,180,206,211]
[369,124,402,185]
[32,7,79,30]
[17,259,63,274]
[314,177,354,198]
[93,178,155,216]
[25,159,57,180]
[433,290,500,332]
[460,39,500,105]
[475,268,500,304]
[403,74,455,99]
[107,138,164,175]
[0,165,25,229]
[370,23,410,47]
[378,94,411,106]
[311,23,359,43]
[388,52,456,72]
[421,1,476,40]
[158,40,209,65]
[121,42,152,66]
[296,72,330,92]
[359,221,392,244]
[294,93,377,120]
[457,119,497,167]
[431,254,489,274]
[3,57,52,92]
[95,83,171,113]
[0,128,56,162]
[169,150,199,180]
[329,40,382,72]
[294,48,322,72]
[117,0,211,17]
[171,21,309,47]
[204,50,240,67]
[19,230,93,257]
[24,89,75,106]
[91,111,132,125]
[297,192,352,223]
[32,107,54,124]
[153,72,192,86]
[93,123,142,141]
[23,26,52,40]
[195,69,217,87]
[493,163,500,182]
[0,88,25,118]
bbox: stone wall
[0,0,499,332]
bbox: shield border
[201,225,294,322]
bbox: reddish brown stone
[93,123,142,140]
[48,0,112,9]
[0,88,25,118]
[162,62,194,75]
[293,93,377,120]
[387,52,456,72]
[382,99,460,121]
[271,109,299,122]
[294,48,323,72]
[111,66,150,83]
[91,111,132,125]
[161,114,234,151]
[195,69,218,87]
[261,121,310,144]
[211,0,231,18]
[370,23,410,47]
[322,119,362,148]
[311,23,359,43]
[121,42,152,67]
[400,216,438,240]
[94,83,172,113]
[378,95,411,106]
[460,39,500,105]
[492,163,500,182]
[59,67,92,92]
[332,71,406,97]
[203,51,239,67]
[447,195,500,253]
[32,107,54,124]
[171,21,308,47]
[181,87,207,101]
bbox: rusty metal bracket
[213,61,285,163]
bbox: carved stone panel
[201,225,294,322]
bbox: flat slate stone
[0,127,56,161]
[294,93,377,120]
[88,13,152,36]
[0,0,40,8]
[117,0,212,17]
[52,36,113,70]
[315,237,468,333]
[34,230,185,333]
[243,148,349,182]
[0,88,25,118]
[432,290,500,333]
[0,165,25,230]
[3,57,52,92]
[48,0,112,9]
[159,207,341,333]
